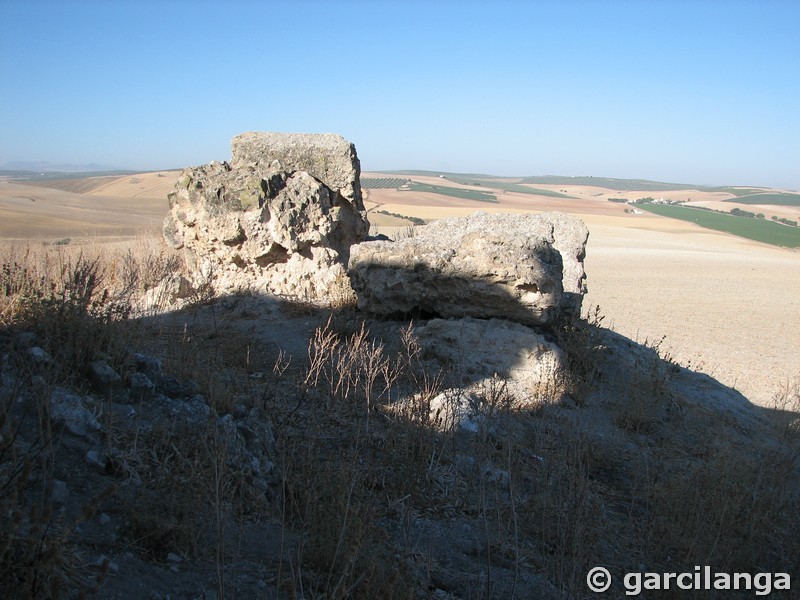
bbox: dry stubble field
[2,169,797,406]
[367,172,800,407]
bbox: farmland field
[361,177,408,189]
[403,181,497,202]
[722,192,800,206]
[363,170,800,407]
[638,203,800,247]
[520,175,701,192]
[446,176,574,198]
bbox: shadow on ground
[2,270,799,599]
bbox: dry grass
[1,239,799,599]
[8,170,799,408]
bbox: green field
[722,192,800,206]
[445,176,574,198]
[638,204,800,248]
[361,177,408,189]
[712,187,769,197]
[362,176,498,201]
[403,181,497,202]
[520,175,702,192]
[386,171,699,192]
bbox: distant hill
[2,161,127,173]
[380,169,497,179]
[721,192,800,206]
[378,171,774,193]
[520,175,724,192]
[0,167,142,181]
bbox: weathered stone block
[164,132,369,300]
[348,211,588,326]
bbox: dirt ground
[2,171,797,407]
[365,178,800,408]
[582,215,800,407]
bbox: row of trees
[730,207,762,219]
[772,215,798,227]
[730,207,798,226]
[374,209,426,225]
[628,198,797,227]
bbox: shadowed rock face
[164,132,369,300]
[537,212,589,317]
[347,211,588,326]
[414,317,565,400]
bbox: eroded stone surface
[414,317,565,400]
[538,211,589,317]
[164,132,369,300]
[348,211,588,325]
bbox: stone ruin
[163,132,589,332]
[164,132,369,300]
[346,209,588,418]
[348,211,588,325]
[160,130,593,419]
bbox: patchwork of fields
[363,171,800,408]
[1,168,798,407]
[722,192,800,206]
[638,203,800,247]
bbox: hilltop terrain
[2,136,799,599]
[362,171,800,407]
[2,167,798,407]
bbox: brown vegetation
[1,239,799,598]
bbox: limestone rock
[348,211,587,326]
[414,317,564,401]
[164,132,369,300]
[132,352,164,388]
[50,388,102,438]
[51,479,69,506]
[141,273,193,312]
[27,346,52,366]
[88,360,128,402]
[428,390,482,433]
[231,132,363,206]
[538,212,589,317]
[128,372,155,402]
[387,318,565,433]
[13,331,39,351]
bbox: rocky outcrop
[415,317,565,401]
[164,132,369,300]
[537,212,589,317]
[347,211,588,326]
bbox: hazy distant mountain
[2,161,126,173]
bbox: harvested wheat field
[583,215,800,407]
[365,173,800,407]
[0,177,173,239]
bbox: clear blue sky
[2,0,798,189]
